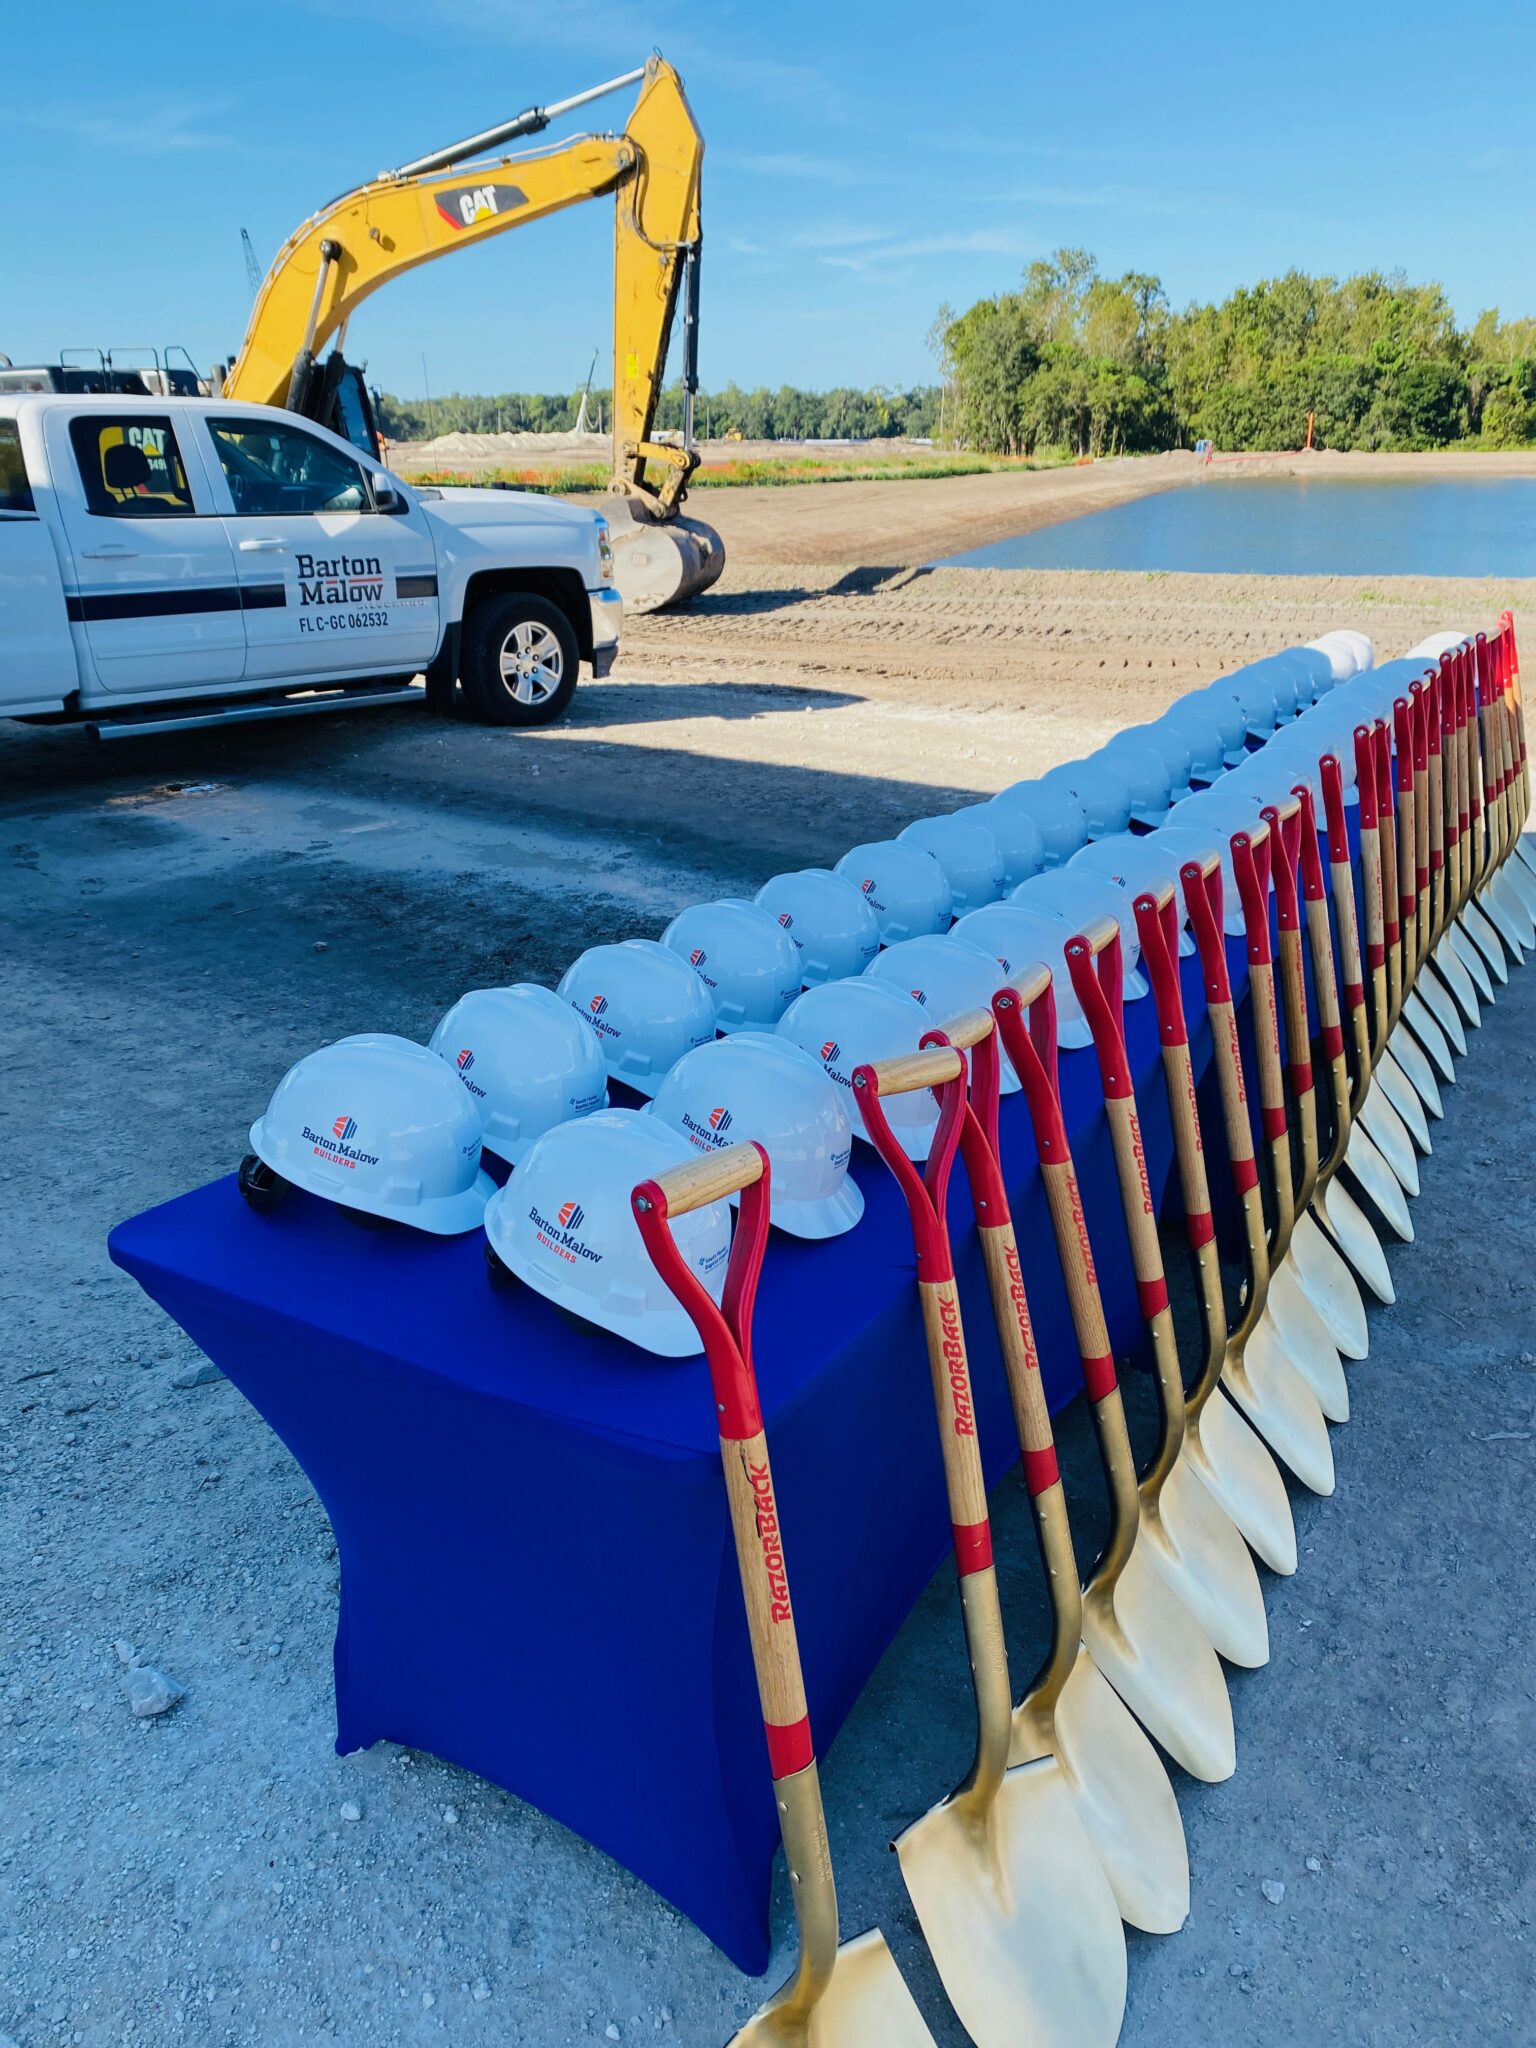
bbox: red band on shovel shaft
[1023,1445,1060,1497]
[1082,1352,1118,1402]
[1137,1275,1169,1321]
[1262,1104,1288,1141]
[1320,1022,1345,1061]
[1231,1155,1260,1195]
[1288,1057,1313,1097]
[952,1519,993,1576]
[765,1715,814,1780]
[1185,1206,1216,1249]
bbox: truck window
[68,414,195,517]
[208,418,370,517]
[0,420,35,515]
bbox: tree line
[937,250,1536,457]
[375,383,940,443]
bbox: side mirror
[371,477,404,513]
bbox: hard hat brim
[497,1239,706,1358]
[248,1118,496,1235]
[751,1174,866,1241]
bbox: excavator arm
[223,57,704,518]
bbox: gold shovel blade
[1386,1022,1445,1118]
[1359,1084,1422,1197]
[1083,1540,1237,1782]
[1461,902,1511,984]
[1226,1322,1336,1496]
[1487,870,1535,951]
[1447,922,1496,1004]
[1014,1643,1191,1936]
[728,1928,936,2048]
[1265,1266,1351,1422]
[1374,1051,1433,1156]
[1415,965,1469,1054]
[1313,1179,1396,1304]
[896,1757,1127,2048]
[1289,1209,1371,1358]
[1344,1125,1416,1242]
[1399,994,1458,1081]
[1192,1389,1298,1575]
[1148,1454,1270,1666]
[1432,937,1482,1027]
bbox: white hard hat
[1121,719,1198,801]
[1151,698,1230,784]
[1008,869,1147,999]
[1219,664,1283,741]
[1401,629,1470,664]
[988,779,1090,867]
[648,1031,864,1240]
[556,939,716,1099]
[968,797,1047,889]
[484,1108,729,1357]
[246,1033,494,1234]
[864,935,1020,1091]
[1162,789,1272,934]
[1305,630,1373,681]
[429,984,608,1166]
[950,904,1094,1048]
[834,839,952,944]
[753,867,881,986]
[1069,834,1196,955]
[1065,741,1173,835]
[1191,681,1252,766]
[898,813,1006,915]
[1283,645,1338,705]
[777,977,939,1159]
[661,898,803,1034]
[1045,758,1133,837]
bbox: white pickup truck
[0,392,621,737]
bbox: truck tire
[461,593,580,727]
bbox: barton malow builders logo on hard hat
[558,1200,585,1230]
[708,1105,732,1132]
[333,1114,357,1142]
[456,1049,475,1073]
[588,994,608,1017]
[689,948,707,968]
[820,1040,840,1063]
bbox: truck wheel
[461,594,580,726]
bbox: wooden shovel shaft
[917,1278,992,1577]
[720,1430,813,1780]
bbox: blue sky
[4,0,1533,401]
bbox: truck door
[43,408,245,694]
[0,415,79,713]
[201,413,440,682]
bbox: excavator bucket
[607,502,725,612]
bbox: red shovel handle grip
[851,1045,966,1282]
[1231,828,1273,967]
[1134,886,1186,1046]
[634,1142,772,1442]
[1181,854,1232,1002]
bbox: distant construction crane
[240,229,263,301]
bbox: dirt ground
[3,465,1535,2047]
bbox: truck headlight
[596,516,615,583]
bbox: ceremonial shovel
[928,995,1190,1935]
[1132,883,1300,1578]
[853,1042,1128,2048]
[633,1144,936,2048]
[1181,846,1336,1498]
[991,976,1238,1783]
[1060,924,1271,1667]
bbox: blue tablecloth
[110,914,1307,1970]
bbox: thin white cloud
[816,227,1041,274]
[994,181,1224,218]
[19,102,238,154]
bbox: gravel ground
[3,549,1534,2045]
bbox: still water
[942,476,1536,577]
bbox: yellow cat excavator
[221,57,721,610]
